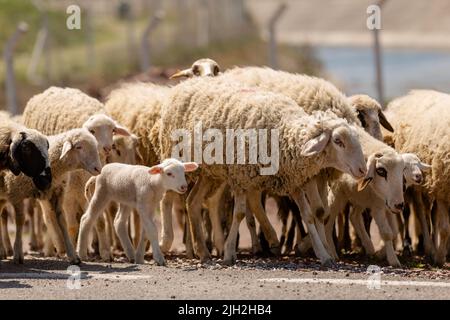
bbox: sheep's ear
[378,111,394,132]
[183,162,199,172]
[60,141,73,160]
[169,68,193,79]
[301,131,330,157]
[148,165,163,175]
[418,162,432,172]
[357,155,377,191]
[113,124,131,136]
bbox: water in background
[316,46,450,101]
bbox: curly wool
[385,89,450,199]
[220,67,359,124]
[23,87,106,135]
[105,82,170,166]
[159,77,354,194]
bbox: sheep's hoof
[70,256,82,265]
[270,246,281,256]
[13,255,24,265]
[199,253,212,264]
[223,253,236,266]
[388,259,402,268]
[135,256,145,264]
[433,252,446,267]
[322,258,336,268]
[154,257,166,266]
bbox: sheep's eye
[334,138,344,148]
[213,66,219,75]
[166,172,173,177]
[75,145,83,150]
[376,167,387,178]
[193,66,200,76]
[89,129,95,135]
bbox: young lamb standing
[78,159,198,265]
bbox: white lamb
[77,159,198,265]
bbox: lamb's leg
[185,175,213,262]
[159,191,174,253]
[77,189,109,262]
[114,204,135,262]
[324,192,344,260]
[205,184,226,256]
[95,213,112,261]
[12,201,25,264]
[184,213,194,258]
[349,206,375,255]
[138,203,165,266]
[247,190,280,255]
[41,201,66,257]
[433,200,449,266]
[372,208,401,267]
[24,199,38,251]
[245,206,262,255]
[1,205,13,256]
[412,190,435,257]
[291,189,333,266]
[63,195,82,247]
[223,192,246,265]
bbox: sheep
[0,112,52,190]
[22,86,131,260]
[78,159,199,265]
[159,77,367,265]
[170,58,221,79]
[0,128,101,264]
[385,89,450,266]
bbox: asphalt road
[1,253,449,300]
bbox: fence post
[267,3,287,69]
[139,4,164,72]
[3,22,28,115]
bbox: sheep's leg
[325,191,344,259]
[63,196,82,247]
[114,204,135,263]
[0,204,6,259]
[160,191,174,253]
[291,189,333,266]
[77,190,109,262]
[205,184,226,256]
[349,206,375,255]
[95,213,112,262]
[184,213,194,258]
[12,201,25,264]
[247,190,280,255]
[284,218,296,255]
[25,199,39,251]
[372,209,401,267]
[138,203,165,266]
[412,190,434,257]
[41,201,66,257]
[433,200,449,266]
[42,224,55,257]
[224,192,246,265]
[135,222,148,264]
[185,176,213,262]
[0,205,13,257]
[245,206,262,255]
[131,210,140,248]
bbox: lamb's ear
[169,68,193,79]
[148,165,163,175]
[60,141,73,160]
[113,124,131,136]
[378,111,394,132]
[183,162,199,172]
[357,155,377,191]
[418,162,432,172]
[301,131,331,157]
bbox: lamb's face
[325,125,367,180]
[10,129,52,191]
[358,152,405,214]
[402,153,431,187]
[61,132,101,176]
[148,159,198,193]
[107,135,142,165]
[83,114,131,156]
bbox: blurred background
[1,0,450,114]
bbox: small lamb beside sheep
[78,159,198,265]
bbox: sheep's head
[59,128,102,176]
[107,134,143,165]
[301,113,366,180]
[10,129,52,191]
[401,153,431,187]
[349,94,394,140]
[148,158,198,194]
[170,58,220,79]
[82,114,131,156]
[357,150,406,214]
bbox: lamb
[170,58,221,79]
[0,128,101,264]
[78,159,198,265]
[22,86,131,260]
[159,77,367,265]
[0,112,51,190]
[385,89,450,266]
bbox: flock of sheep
[0,58,448,270]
